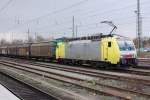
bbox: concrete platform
[0,84,20,100]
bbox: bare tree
[36,35,45,42]
[0,38,9,46]
[24,36,34,43]
[134,37,150,48]
[12,39,24,45]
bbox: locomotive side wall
[64,40,101,61]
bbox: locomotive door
[102,41,111,62]
[102,41,108,61]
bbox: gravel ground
[0,63,150,100]
[97,77,150,94]
[0,65,119,100]
[18,62,150,97]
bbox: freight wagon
[30,42,56,59]
[7,45,18,56]
[0,46,7,55]
[17,44,30,57]
[0,41,57,60]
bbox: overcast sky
[0,0,149,41]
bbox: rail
[1,59,150,99]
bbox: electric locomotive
[56,34,137,66]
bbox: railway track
[0,60,132,100]
[138,58,150,64]
[0,58,150,99]
[2,57,150,76]
[110,68,150,76]
[0,72,57,100]
[3,57,150,76]
[1,57,150,86]
[137,58,150,69]
[5,58,150,85]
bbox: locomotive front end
[117,39,137,65]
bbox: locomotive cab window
[108,42,111,47]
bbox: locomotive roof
[61,33,113,42]
[57,33,132,42]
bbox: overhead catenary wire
[27,15,137,36]
[6,0,121,30]
[4,0,135,31]
[0,0,13,14]
[8,0,150,33]
[22,14,137,38]
[10,7,138,34]
[36,17,136,37]
[6,0,89,31]
[3,0,149,39]
[25,12,135,35]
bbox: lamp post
[136,0,143,55]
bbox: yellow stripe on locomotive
[101,37,120,64]
[56,42,65,59]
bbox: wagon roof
[0,46,7,48]
[7,45,18,47]
[31,42,54,46]
[17,44,30,47]
[28,41,55,44]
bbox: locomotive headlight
[120,55,123,58]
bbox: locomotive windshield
[118,40,135,51]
